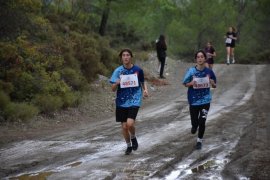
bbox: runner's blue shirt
[182,66,217,106]
[110,65,144,108]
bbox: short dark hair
[119,48,133,58]
[194,49,207,59]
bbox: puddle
[165,144,235,180]
[65,161,82,168]
[130,170,151,177]
[92,136,106,141]
[191,160,217,173]
[9,161,82,180]
[10,171,54,180]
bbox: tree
[0,0,42,40]
[99,0,112,36]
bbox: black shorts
[226,43,235,48]
[116,107,139,122]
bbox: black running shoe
[159,76,166,79]
[191,127,197,134]
[125,146,132,155]
[195,142,202,150]
[131,137,138,151]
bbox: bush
[0,80,14,95]
[241,49,270,64]
[61,68,87,91]
[0,91,10,109]
[4,102,39,122]
[134,51,149,62]
[11,72,36,101]
[33,94,63,113]
[61,91,81,108]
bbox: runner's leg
[121,122,131,143]
[231,48,235,63]
[190,105,199,134]
[127,118,135,137]
[226,47,231,64]
[198,104,210,139]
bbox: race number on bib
[193,77,210,89]
[120,74,139,88]
[225,38,232,44]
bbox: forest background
[0,0,269,122]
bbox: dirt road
[1,58,270,180]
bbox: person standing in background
[156,34,167,79]
[204,42,216,70]
[182,50,217,150]
[225,26,237,65]
[110,48,149,155]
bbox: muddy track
[0,60,270,179]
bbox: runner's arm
[183,81,194,87]
[111,80,120,92]
[141,82,149,97]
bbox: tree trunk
[99,0,112,36]
[236,0,247,43]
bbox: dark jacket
[156,39,167,59]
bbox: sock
[197,138,203,143]
[227,55,230,62]
[127,142,132,147]
[130,134,136,139]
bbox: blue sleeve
[210,70,217,83]
[138,69,144,83]
[110,68,120,84]
[182,68,193,84]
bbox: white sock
[197,138,203,143]
[127,142,132,147]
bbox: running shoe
[125,146,132,155]
[159,75,166,79]
[195,142,202,150]
[191,127,197,134]
[131,137,138,151]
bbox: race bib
[120,74,139,88]
[225,38,232,44]
[193,77,210,89]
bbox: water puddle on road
[65,161,82,167]
[190,159,226,173]
[10,171,54,180]
[165,158,228,180]
[9,161,82,180]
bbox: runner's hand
[143,89,149,98]
[210,79,216,88]
[116,79,120,85]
